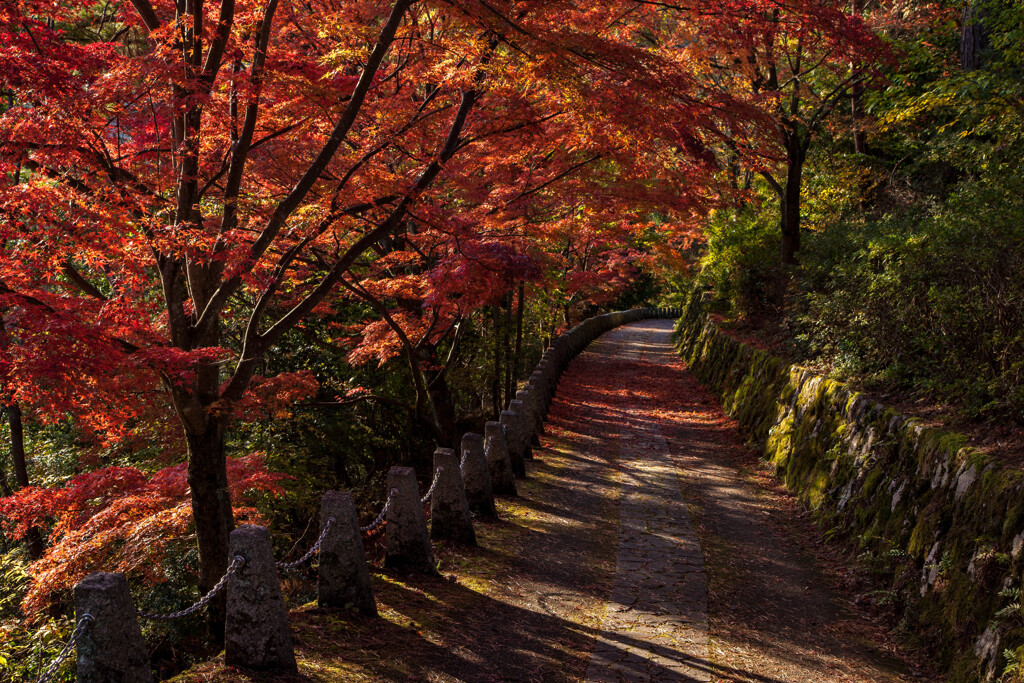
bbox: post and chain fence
[135,554,246,622]
[33,308,678,682]
[34,476,424,680]
[276,518,334,570]
[36,614,93,683]
[361,488,397,533]
[421,466,443,504]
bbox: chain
[37,614,93,683]
[421,466,444,504]
[276,518,335,570]
[459,448,468,470]
[137,555,245,621]
[360,488,397,533]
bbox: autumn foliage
[0,0,885,654]
[0,455,284,616]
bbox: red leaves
[228,371,320,420]
[0,454,287,617]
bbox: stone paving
[584,327,711,683]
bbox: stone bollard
[517,388,542,445]
[460,432,496,516]
[484,421,517,496]
[75,572,153,683]
[225,525,297,672]
[500,410,526,478]
[430,448,477,545]
[384,466,436,573]
[319,491,377,616]
[509,399,532,460]
[530,370,549,414]
[527,377,546,435]
[537,359,554,396]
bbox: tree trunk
[172,358,234,646]
[503,293,513,406]
[183,416,234,646]
[7,405,44,559]
[491,304,501,420]
[961,0,988,71]
[426,365,457,448]
[851,0,867,154]
[9,404,29,488]
[851,79,866,154]
[780,136,806,266]
[513,282,524,387]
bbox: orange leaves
[0,454,286,617]
[347,311,437,367]
[228,371,320,420]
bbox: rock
[225,525,297,672]
[75,572,153,683]
[485,421,517,496]
[460,433,496,516]
[430,448,476,545]
[319,491,377,616]
[500,409,526,478]
[509,398,533,459]
[518,387,543,443]
[384,466,436,573]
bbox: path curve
[195,318,917,682]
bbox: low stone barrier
[674,291,1023,682]
[47,305,680,682]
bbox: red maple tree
[0,0,875,636]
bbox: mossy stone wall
[673,292,1024,682]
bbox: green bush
[797,176,1024,420]
[701,198,782,316]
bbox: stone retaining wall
[673,292,1024,682]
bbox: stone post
[500,409,526,478]
[460,432,496,516]
[75,572,153,683]
[538,360,555,398]
[509,399,532,460]
[430,448,476,545]
[484,421,517,495]
[225,525,297,672]
[530,370,549,414]
[384,466,436,573]
[528,377,546,434]
[319,491,377,616]
[517,388,542,445]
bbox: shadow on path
[184,319,913,682]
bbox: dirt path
[601,320,914,682]
[178,319,917,682]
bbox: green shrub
[797,175,1024,420]
[701,198,782,317]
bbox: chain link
[137,555,245,621]
[421,466,444,504]
[276,518,335,570]
[360,488,397,533]
[37,613,93,683]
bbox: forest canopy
[2,0,1020,677]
